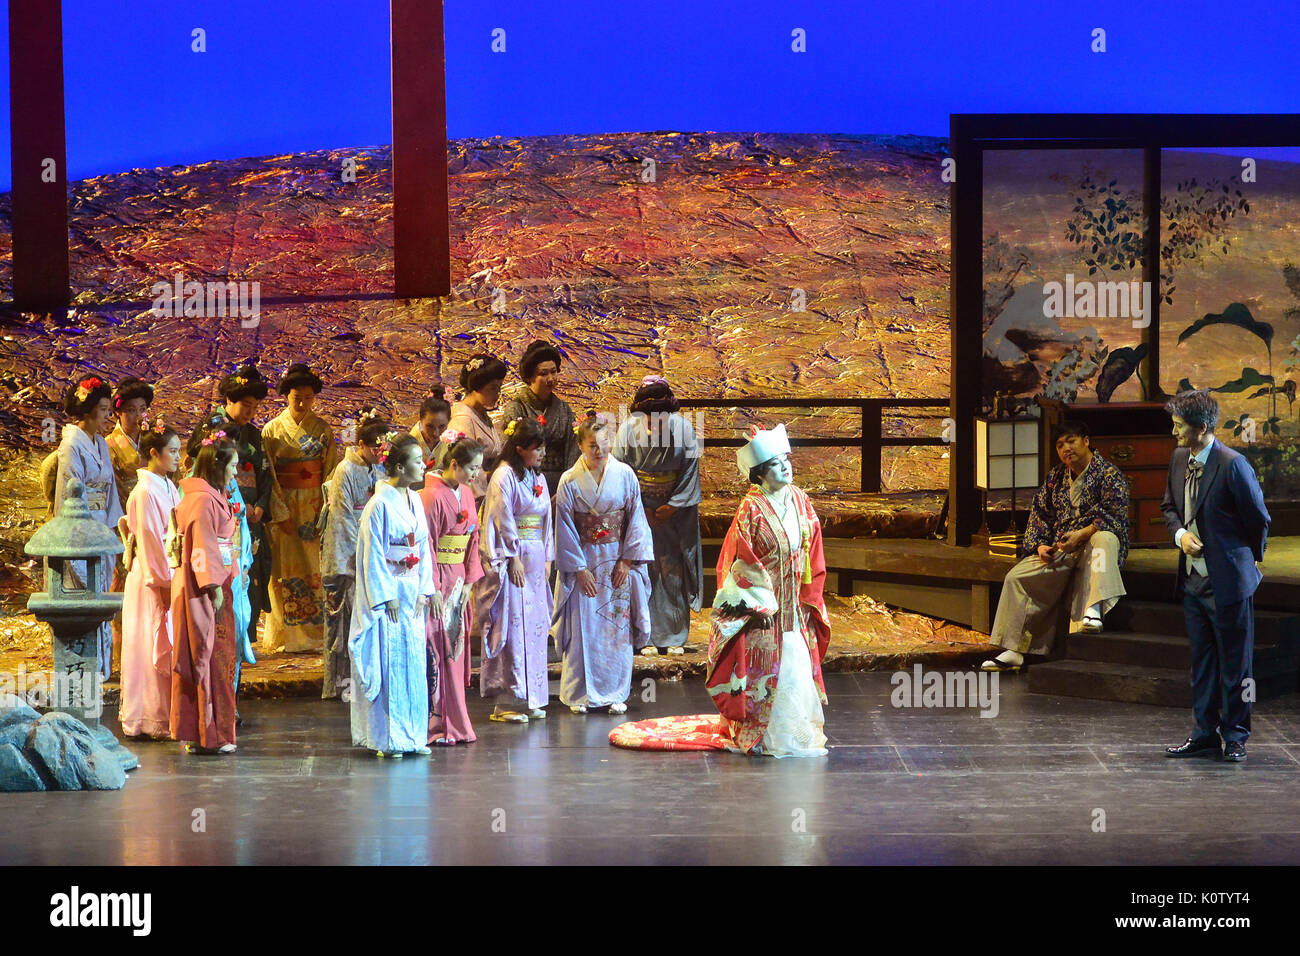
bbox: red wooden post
[391,0,451,298]
[8,0,70,310]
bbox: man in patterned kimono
[187,365,273,652]
[982,420,1130,672]
[707,423,831,757]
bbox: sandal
[431,737,456,746]
[490,710,529,723]
[570,704,588,714]
[640,647,659,657]
[529,708,547,719]
[375,750,404,759]
[980,657,1025,673]
[410,746,432,756]
[665,646,684,656]
[609,702,627,715]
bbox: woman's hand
[654,504,677,523]
[611,559,630,589]
[508,556,526,588]
[577,568,598,597]
[210,586,225,612]
[385,599,400,623]
[428,591,444,622]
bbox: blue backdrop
[1,0,1299,190]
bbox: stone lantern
[24,478,138,772]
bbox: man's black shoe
[1165,735,1220,758]
[1224,741,1247,762]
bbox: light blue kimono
[349,482,435,752]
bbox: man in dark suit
[1161,391,1270,762]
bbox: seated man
[982,420,1130,672]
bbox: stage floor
[4,674,1299,865]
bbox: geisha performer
[499,340,580,499]
[419,430,485,744]
[319,409,389,700]
[118,422,182,738]
[262,363,340,653]
[446,354,507,506]
[612,375,703,656]
[707,424,831,757]
[477,418,553,723]
[349,434,437,758]
[107,376,153,513]
[552,413,653,714]
[410,391,452,466]
[170,436,241,755]
[54,375,123,678]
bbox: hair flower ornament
[376,430,401,465]
[504,417,524,439]
[465,357,485,374]
[439,427,469,445]
[75,377,104,402]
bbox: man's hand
[1055,528,1092,555]
[1180,531,1204,557]
[1035,545,1055,563]
[577,568,598,598]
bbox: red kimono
[706,485,830,753]
[169,476,239,749]
[419,474,484,743]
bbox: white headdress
[735,423,790,478]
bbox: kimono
[169,476,239,749]
[224,476,258,690]
[613,411,703,648]
[476,463,553,709]
[348,481,435,753]
[320,449,385,699]
[707,485,831,756]
[188,408,273,650]
[499,386,579,499]
[409,421,438,467]
[120,469,180,737]
[54,424,124,678]
[106,424,142,663]
[444,401,502,503]
[420,474,484,742]
[1022,453,1131,566]
[262,408,340,652]
[106,423,142,514]
[552,457,653,707]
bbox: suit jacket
[1161,441,1270,605]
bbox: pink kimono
[120,469,180,737]
[169,476,239,749]
[419,474,484,743]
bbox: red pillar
[391,0,451,298]
[8,0,70,310]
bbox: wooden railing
[675,397,949,493]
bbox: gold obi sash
[516,514,544,541]
[435,533,470,564]
[635,469,677,499]
[276,458,324,490]
[385,541,420,576]
[84,481,110,513]
[574,510,624,545]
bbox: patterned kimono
[223,476,258,690]
[613,411,703,648]
[120,469,180,737]
[476,463,554,709]
[1021,452,1131,566]
[708,485,831,756]
[349,482,435,753]
[320,449,385,699]
[188,409,273,651]
[420,474,484,742]
[106,423,142,514]
[552,457,653,707]
[444,401,503,503]
[169,477,239,749]
[499,386,580,500]
[54,424,124,678]
[262,408,340,652]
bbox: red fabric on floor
[608,714,734,751]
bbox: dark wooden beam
[8,0,69,310]
[1141,143,1163,399]
[948,117,982,546]
[391,0,451,298]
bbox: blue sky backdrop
[1,0,1299,190]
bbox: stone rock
[26,712,126,791]
[0,742,46,791]
[0,693,40,750]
